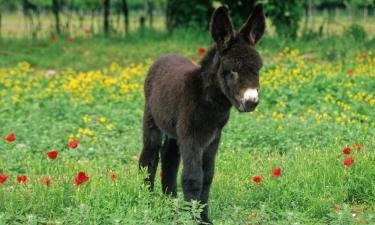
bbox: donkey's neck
[198,45,231,112]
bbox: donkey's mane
[197,44,231,110]
[198,44,218,70]
[199,45,218,88]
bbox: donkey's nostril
[241,99,259,112]
[249,99,259,106]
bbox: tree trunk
[364,7,368,23]
[78,10,84,29]
[139,15,146,34]
[66,7,72,32]
[116,12,120,31]
[303,3,309,34]
[309,3,314,30]
[0,13,2,37]
[121,0,129,35]
[103,0,110,36]
[147,0,154,27]
[125,0,130,34]
[166,0,173,32]
[52,0,61,34]
[29,15,34,35]
[348,8,353,23]
[91,9,95,33]
[36,10,42,33]
[335,7,339,21]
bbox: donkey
[139,4,265,224]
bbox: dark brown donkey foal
[139,4,265,224]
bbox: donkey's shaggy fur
[139,4,265,224]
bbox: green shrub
[219,0,257,27]
[166,0,213,31]
[265,0,303,39]
[345,24,367,41]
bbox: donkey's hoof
[199,219,213,225]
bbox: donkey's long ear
[210,6,235,51]
[239,4,265,45]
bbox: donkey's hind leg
[161,137,180,197]
[139,111,162,191]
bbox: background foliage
[266,0,303,39]
[0,0,374,38]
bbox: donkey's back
[145,55,197,98]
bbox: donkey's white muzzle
[242,88,259,104]
[238,88,259,112]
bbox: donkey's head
[210,4,265,112]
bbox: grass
[0,30,374,224]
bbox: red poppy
[4,133,16,142]
[17,175,27,183]
[347,70,353,76]
[111,173,117,181]
[67,37,74,43]
[342,147,350,155]
[41,176,51,186]
[50,35,56,41]
[252,176,262,184]
[74,171,89,185]
[272,167,281,177]
[343,157,354,167]
[68,140,79,149]
[47,150,58,160]
[0,174,8,184]
[353,143,362,151]
[160,170,163,178]
[198,47,206,56]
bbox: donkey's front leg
[200,136,220,224]
[180,139,204,202]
